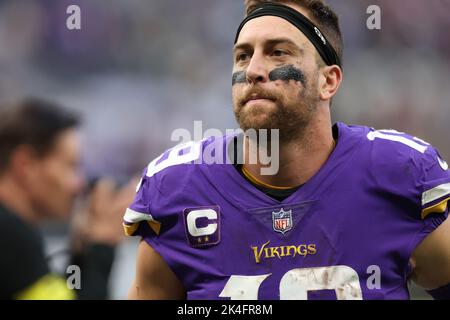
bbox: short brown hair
[0,98,80,170]
[244,0,343,66]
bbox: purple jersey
[124,122,450,300]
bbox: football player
[125,0,450,299]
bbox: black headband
[234,3,341,68]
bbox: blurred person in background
[0,98,136,299]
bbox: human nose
[245,52,269,84]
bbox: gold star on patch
[204,236,209,242]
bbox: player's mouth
[243,95,275,106]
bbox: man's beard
[233,84,319,143]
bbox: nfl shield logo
[272,208,293,234]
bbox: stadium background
[0,0,449,299]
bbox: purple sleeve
[406,146,450,270]
[123,170,162,241]
[417,146,450,219]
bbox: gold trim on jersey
[123,220,161,236]
[242,165,296,190]
[123,208,161,236]
[123,222,139,236]
[422,182,450,207]
[421,196,450,220]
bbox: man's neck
[243,114,335,188]
[0,175,39,224]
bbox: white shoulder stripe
[422,182,450,206]
[123,208,156,224]
[367,131,428,153]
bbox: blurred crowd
[0,0,448,299]
[1,0,449,173]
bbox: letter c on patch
[186,209,218,237]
